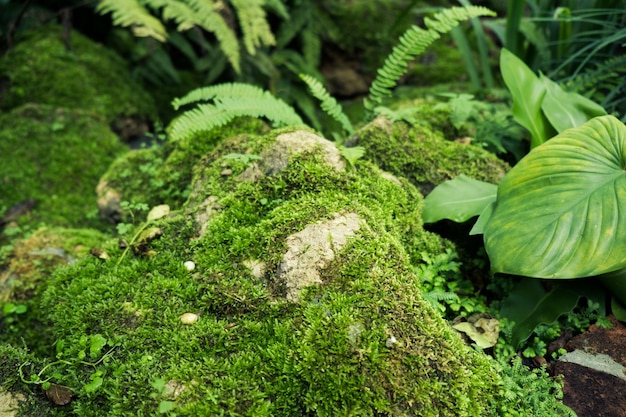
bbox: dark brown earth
[554,316,626,417]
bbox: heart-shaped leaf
[484,115,626,278]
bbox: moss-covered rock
[349,115,509,195]
[96,117,269,223]
[0,25,157,137]
[0,104,127,230]
[0,126,511,416]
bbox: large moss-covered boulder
[0,25,157,139]
[0,126,508,416]
[0,104,127,230]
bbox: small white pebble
[180,313,199,324]
[183,261,195,271]
[386,335,397,348]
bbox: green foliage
[434,92,528,159]
[565,54,626,122]
[500,278,582,348]
[338,145,365,168]
[96,0,167,41]
[495,356,576,417]
[416,250,487,319]
[364,5,496,113]
[482,116,626,281]
[494,2,626,120]
[501,48,607,148]
[168,6,499,146]
[450,0,495,90]
[96,0,279,73]
[299,74,353,136]
[168,83,303,141]
[422,174,497,224]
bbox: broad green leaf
[484,115,626,278]
[500,48,553,148]
[422,175,497,223]
[540,74,607,133]
[500,278,581,348]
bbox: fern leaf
[339,145,365,168]
[364,6,495,113]
[263,0,289,20]
[187,0,241,73]
[230,0,276,54]
[172,83,266,110]
[275,1,309,48]
[154,0,197,32]
[300,74,353,135]
[169,84,303,141]
[96,0,167,41]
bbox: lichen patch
[278,212,361,302]
[0,389,25,417]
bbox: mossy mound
[0,104,127,230]
[96,117,269,223]
[0,127,509,416]
[349,115,509,195]
[0,25,157,129]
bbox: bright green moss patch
[0,127,511,416]
[352,115,509,195]
[0,104,127,230]
[0,25,157,123]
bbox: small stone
[180,313,199,324]
[183,261,195,271]
[386,335,397,348]
[89,248,109,260]
[220,168,233,176]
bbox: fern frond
[187,0,241,73]
[169,84,303,141]
[96,0,167,41]
[364,6,496,113]
[172,83,267,110]
[566,54,626,93]
[300,74,353,135]
[263,0,289,20]
[275,1,309,48]
[153,0,196,32]
[231,0,276,54]
[339,145,365,167]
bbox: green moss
[0,226,109,356]
[0,126,512,416]
[98,117,269,216]
[352,115,509,195]
[0,25,157,123]
[0,104,127,230]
